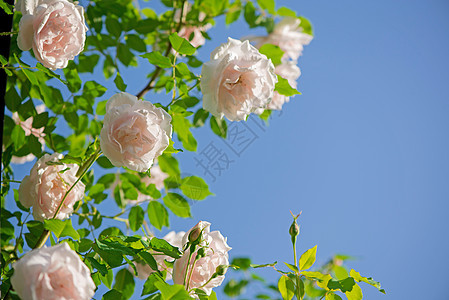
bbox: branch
[136,0,188,99]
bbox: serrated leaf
[129,206,145,231]
[147,201,169,230]
[180,176,212,200]
[299,245,317,270]
[278,275,295,300]
[141,52,172,68]
[149,238,182,259]
[44,219,80,240]
[169,33,196,55]
[275,76,301,97]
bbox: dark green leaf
[149,238,182,259]
[210,116,227,138]
[129,206,145,231]
[114,72,127,91]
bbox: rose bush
[173,221,232,295]
[100,92,172,172]
[11,242,95,300]
[200,38,277,121]
[18,153,85,221]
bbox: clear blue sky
[8,0,449,299]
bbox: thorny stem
[136,0,188,99]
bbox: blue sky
[7,0,449,299]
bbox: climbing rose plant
[0,0,386,299]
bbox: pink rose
[201,38,277,121]
[133,231,185,280]
[267,62,301,110]
[173,221,231,295]
[100,92,172,173]
[11,243,95,300]
[11,104,46,164]
[255,17,313,61]
[18,153,85,221]
[17,0,88,70]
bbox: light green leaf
[257,0,275,14]
[147,201,169,230]
[129,206,145,231]
[325,292,343,300]
[0,0,13,14]
[349,269,385,294]
[43,219,80,240]
[141,52,172,68]
[345,283,363,300]
[299,245,317,270]
[275,76,301,97]
[276,7,296,18]
[169,33,196,55]
[283,262,299,273]
[163,193,191,218]
[180,176,213,200]
[154,282,193,299]
[278,275,295,300]
[259,44,284,66]
[225,0,241,25]
[113,269,135,300]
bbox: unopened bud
[197,247,206,258]
[188,227,202,244]
[215,265,228,276]
[289,222,300,238]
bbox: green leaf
[283,262,299,273]
[149,238,182,259]
[210,116,227,138]
[141,52,172,68]
[96,100,107,115]
[278,275,295,300]
[349,269,385,294]
[180,176,213,200]
[328,277,356,293]
[275,76,301,97]
[87,257,108,276]
[276,7,296,18]
[35,64,67,84]
[345,283,363,300]
[117,43,135,66]
[63,65,82,93]
[147,201,169,230]
[0,0,13,14]
[43,219,80,240]
[113,269,135,300]
[11,125,26,151]
[142,273,164,296]
[97,156,115,168]
[32,112,49,128]
[193,109,209,127]
[106,17,121,38]
[259,44,284,66]
[225,0,242,25]
[326,292,343,300]
[78,54,100,73]
[257,0,275,14]
[224,279,249,298]
[163,193,191,218]
[154,282,193,299]
[129,206,145,231]
[138,252,159,271]
[299,245,317,270]
[231,257,251,270]
[298,16,313,36]
[114,72,127,91]
[126,34,147,52]
[103,289,122,300]
[158,155,180,178]
[169,33,196,55]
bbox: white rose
[17,0,88,70]
[268,62,301,110]
[11,243,95,300]
[18,153,85,221]
[133,231,185,280]
[11,104,46,164]
[100,92,172,173]
[201,38,277,121]
[256,17,313,61]
[173,221,231,295]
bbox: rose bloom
[100,92,172,173]
[133,231,185,280]
[11,104,46,164]
[254,17,313,61]
[268,62,301,110]
[173,221,231,295]
[18,153,85,221]
[11,243,95,300]
[201,38,277,121]
[17,0,88,70]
